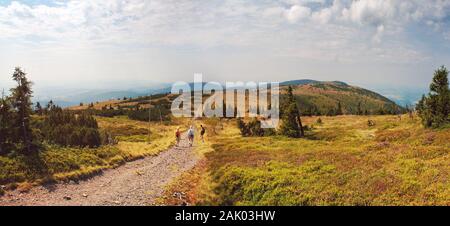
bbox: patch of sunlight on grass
[117,141,171,158]
[0,116,190,187]
[194,115,450,206]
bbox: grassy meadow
[162,115,449,206]
[0,116,186,192]
[2,111,448,206]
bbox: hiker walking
[175,127,181,147]
[187,126,195,147]
[200,124,206,143]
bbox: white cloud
[284,5,311,23]
[0,0,449,86]
[342,0,397,26]
[373,24,385,43]
[1,0,449,48]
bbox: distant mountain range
[368,86,427,107]
[32,87,171,108]
[31,79,424,109]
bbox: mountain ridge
[64,79,404,115]
[281,80,403,115]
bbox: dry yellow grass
[67,94,177,111]
[97,116,191,160]
[68,99,122,110]
[178,115,449,206]
[0,116,190,188]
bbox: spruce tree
[418,66,450,127]
[0,93,13,154]
[356,102,363,115]
[47,100,54,110]
[429,66,450,125]
[35,102,43,115]
[336,102,343,115]
[10,67,34,152]
[280,86,304,138]
[280,102,301,137]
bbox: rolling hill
[66,79,404,116]
[280,80,403,115]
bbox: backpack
[201,127,206,135]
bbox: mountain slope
[281,80,403,115]
[66,79,403,116]
[280,79,319,86]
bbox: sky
[1,0,450,90]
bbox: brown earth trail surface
[0,136,198,206]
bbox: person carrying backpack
[187,126,194,147]
[200,125,206,143]
[175,127,181,147]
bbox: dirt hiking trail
[0,136,198,206]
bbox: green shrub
[211,161,339,206]
[236,118,275,137]
[127,107,171,122]
[36,107,102,147]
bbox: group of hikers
[175,124,206,147]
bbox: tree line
[300,100,403,117]
[0,68,104,156]
[35,105,102,148]
[75,97,173,123]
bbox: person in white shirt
[187,126,195,147]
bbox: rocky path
[0,136,198,206]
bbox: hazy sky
[1,0,450,89]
